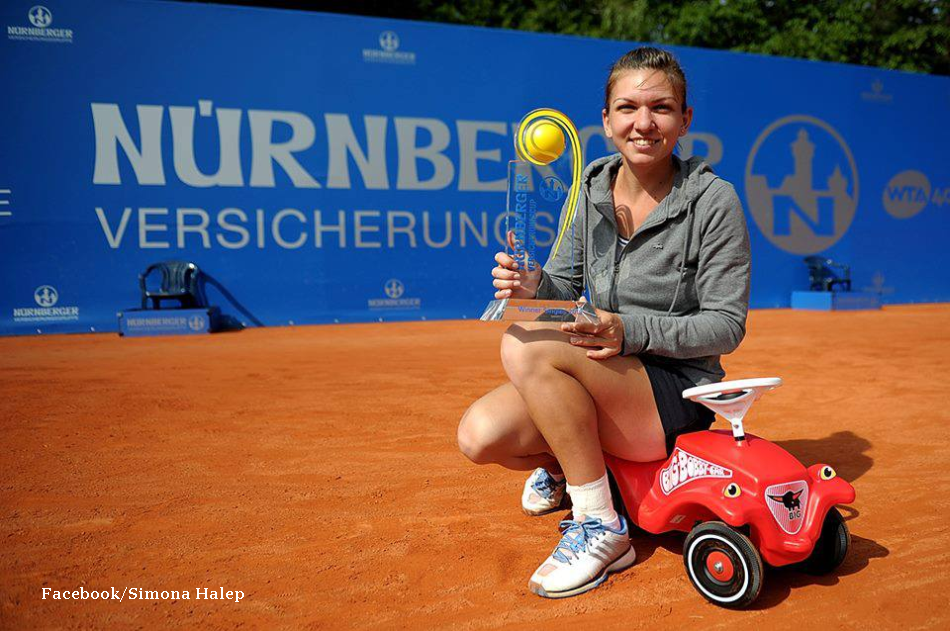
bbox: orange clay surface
[2,304,949,630]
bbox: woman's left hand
[560,301,625,360]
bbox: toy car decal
[659,448,733,495]
[764,480,808,534]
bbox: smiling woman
[458,46,751,599]
[603,50,693,238]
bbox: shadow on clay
[623,527,888,610]
[750,533,889,610]
[775,430,874,483]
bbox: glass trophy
[480,109,598,324]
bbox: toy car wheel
[797,507,850,575]
[684,521,764,609]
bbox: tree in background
[430,0,949,75]
[207,0,947,75]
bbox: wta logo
[882,170,948,219]
[660,448,732,495]
[745,115,859,255]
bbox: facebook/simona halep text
[41,586,244,603]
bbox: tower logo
[8,5,73,43]
[539,176,566,202]
[363,31,415,65]
[379,31,399,52]
[34,285,58,307]
[28,6,52,28]
[745,116,859,254]
[384,278,405,299]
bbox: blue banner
[2,0,948,335]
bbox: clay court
[2,304,948,629]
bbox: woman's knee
[457,403,499,465]
[500,323,558,382]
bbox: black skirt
[641,359,716,456]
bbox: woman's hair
[604,47,688,113]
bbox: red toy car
[605,378,855,608]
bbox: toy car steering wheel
[682,378,783,442]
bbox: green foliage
[301,0,949,75]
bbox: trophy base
[480,299,599,323]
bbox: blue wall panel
[1,0,948,334]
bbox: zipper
[610,235,628,311]
[610,261,620,312]
[609,230,634,311]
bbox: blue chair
[804,256,851,292]
[139,260,203,309]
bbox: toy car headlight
[819,466,837,480]
[724,483,742,498]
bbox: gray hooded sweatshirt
[536,153,751,386]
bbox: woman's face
[602,69,692,170]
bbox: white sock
[566,473,619,528]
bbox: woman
[457,47,751,599]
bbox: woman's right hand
[492,231,542,300]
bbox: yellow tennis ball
[523,120,565,165]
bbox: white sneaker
[528,516,636,598]
[522,468,568,516]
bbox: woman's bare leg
[457,382,561,473]
[500,322,667,485]
[458,323,668,477]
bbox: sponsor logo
[188,315,206,331]
[13,285,80,323]
[764,480,808,534]
[384,278,404,299]
[539,176,566,202]
[862,271,895,297]
[126,316,190,327]
[745,115,859,255]
[659,448,733,495]
[362,30,416,65]
[29,6,52,28]
[882,170,948,219]
[34,285,58,307]
[368,279,421,310]
[379,30,399,52]
[7,6,73,43]
[861,79,893,104]
[883,170,930,218]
